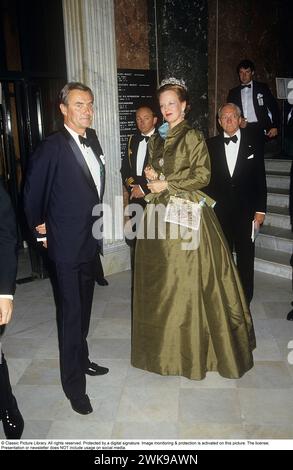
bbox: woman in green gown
[131,78,256,380]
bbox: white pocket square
[247,154,254,159]
[100,154,105,165]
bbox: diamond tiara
[159,77,187,90]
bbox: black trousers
[96,254,105,281]
[246,123,265,156]
[0,347,14,415]
[49,256,97,400]
[215,211,255,305]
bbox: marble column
[62,0,130,274]
[155,0,208,136]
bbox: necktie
[224,135,238,145]
[79,135,90,147]
[241,84,251,88]
[139,134,149,142]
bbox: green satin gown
[131,120,256,380]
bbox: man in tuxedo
[96,253,108,286]
[287,160,293,321]
[121,105,157,249]
[0,181,24,438]
[205,103,267,305]
[24,82,109,415]
[227,59,280,154]
[284,100,293,156]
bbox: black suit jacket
[289,162,293,228]
[285,102,293,138]
[227,80,280,131]
[120,132,150,195]
[205,129,267,220]
[0,182,17,295]
[24,127,105,264]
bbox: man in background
[205,103,267,306]
[121,105,157,252]
[227,59,280,155]
[0,181,24,438]
[287,161,293,321]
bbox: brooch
[158,158,164,167]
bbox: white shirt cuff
[0,295,13,300]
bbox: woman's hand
[144,165,158,181]
[147,180,168,194]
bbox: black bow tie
[241,84,251,88]
[79,135,90,147]
[224,135,238,145]
[139,135,149,143]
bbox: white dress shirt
[241,81,258,123]
[224,129,241,177]
[136,128,156,176]
[64,124,101,196]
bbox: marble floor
[1,251,293,440]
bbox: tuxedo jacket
[0,182,17,295]
[285,102,293,137]
[24,127,105,264]
[289,162,293,228]
[227,80,280,131]
[205,129,267,221]
[120,132,150,195]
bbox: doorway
[0,78,46,279]
[0,78,43,224]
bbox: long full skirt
[132,201,256,380]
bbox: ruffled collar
[159,119,190,140]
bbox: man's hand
[0,298,13,325]
[35,222,47,248]
[130,185,144,199]
[254,212,265,225]
[36,223,46,235]
[239,117,248,128]
[266,128,278,138]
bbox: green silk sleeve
[167,130,211,195]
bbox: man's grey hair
[59,82,94,105]
[218,103,242,119]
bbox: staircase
[255,158,293,278]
